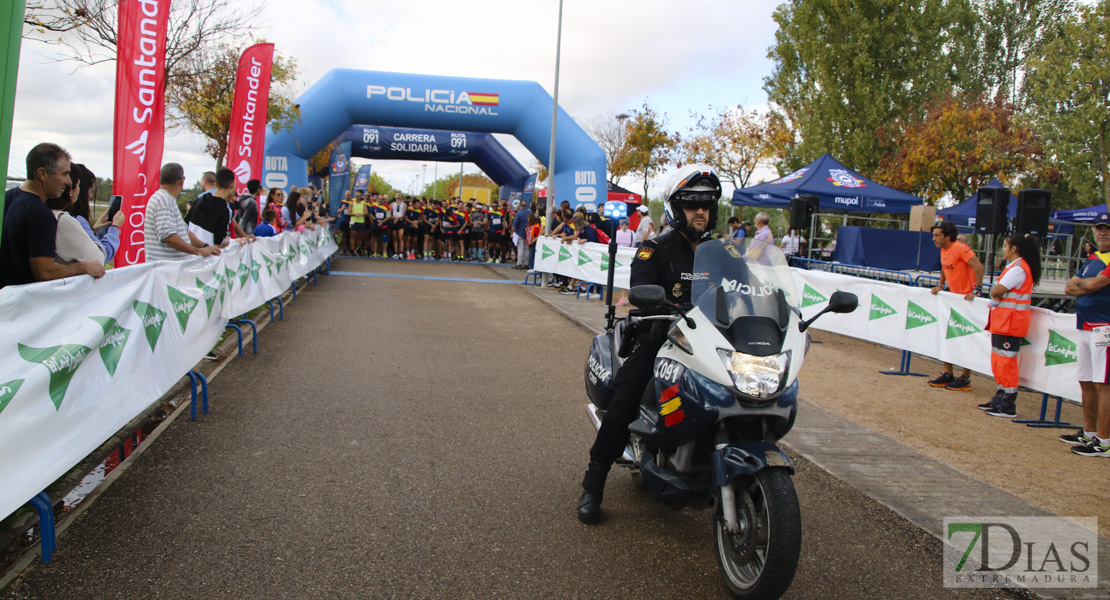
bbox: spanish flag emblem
[469,92,499,106]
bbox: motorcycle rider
[577,164,721,524]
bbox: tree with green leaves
[1024,0,1110,208]
[764,0,966,174]
[681,105,791,189]
[974,0,1074,106]
[583,112,633,185]
[610,103,679,201]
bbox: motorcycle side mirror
[798,291,858,332]
[629,285,666,309]
[828,291,858,314]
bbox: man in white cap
[634,205,654,244]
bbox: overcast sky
[10,0,781,198]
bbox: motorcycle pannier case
[584,333,616,410]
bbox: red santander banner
[113,0,169,266]
[226,43,275,200]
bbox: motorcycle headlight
[716,349,791,398]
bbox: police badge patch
[673,282,683,298]
[637,247,654,260]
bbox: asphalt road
[2,259,1029,600]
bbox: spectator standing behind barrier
[526,213,541,270]
[46,164,119,265]
[1062,213,1110,456]
[780,230,805,256]
[186,168,247,247]
[0,143,106,288]
[237,179,262,234]
[143,163,220,261]
[67,163,123,263]
[980,234,1041,417]
[253,209,278,237]
[728,216,746,239]
[634,205,653,244]
[928,221,984,391]
[512,201,531,269]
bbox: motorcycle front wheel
[713,468,801,600]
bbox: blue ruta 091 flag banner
[327,140,352,217]
[352,164,372,192]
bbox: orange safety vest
[987,258,1034,337]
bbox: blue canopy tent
[732,153,923,214]
[1053,205,1106,223]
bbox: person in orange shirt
[928,221,985,391]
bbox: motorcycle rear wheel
[713,468,801,600]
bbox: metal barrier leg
[232,319,258,355]
[274,296,284,320]
[224,324,244,356]
[291,283,297,300]
[325,258,331,274]
[880,350,929,377]
[266,300,275,323]
[28,492,56,564]
[1014,394,1073,428]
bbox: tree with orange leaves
[875,93,1051,205]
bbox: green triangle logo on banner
[250,263,261,283]
[237,263,250,288]
[0,379,25,416]
[17,343,92,409]
[558,246,572,262]
[542,245,554,260]
[132,300,167,351]
[578,249,592,266]
[906,301,937,330]
[946,308,983,339]
[89,316,131,377]
[197,277,219,317]
[600,257,625,272]
[1045,330,1078,366]
[1020,337,1032,347]
[801,284,827,308]
[869,294,896,321]
[224,267,236,290]
[167,286,199,334]
[261,254,274,276]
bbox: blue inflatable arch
[262,69,605,209]
[336,124,530,203]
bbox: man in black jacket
[577,164,722,524]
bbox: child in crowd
[254,209,279,238]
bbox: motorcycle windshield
[691,237,797,328]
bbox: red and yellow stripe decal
[469,92,499,106]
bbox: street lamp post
[421,164,427,198]
[544,0,564,239]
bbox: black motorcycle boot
[577,461,610,524]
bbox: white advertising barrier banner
[793,269,1082,401]
[0,228,337,522]
[533,236,637,288]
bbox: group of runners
[338,191,520,262]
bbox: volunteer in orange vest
[980,234,1040,417]
[928,221,985,391]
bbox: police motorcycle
[585,230,857,599]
